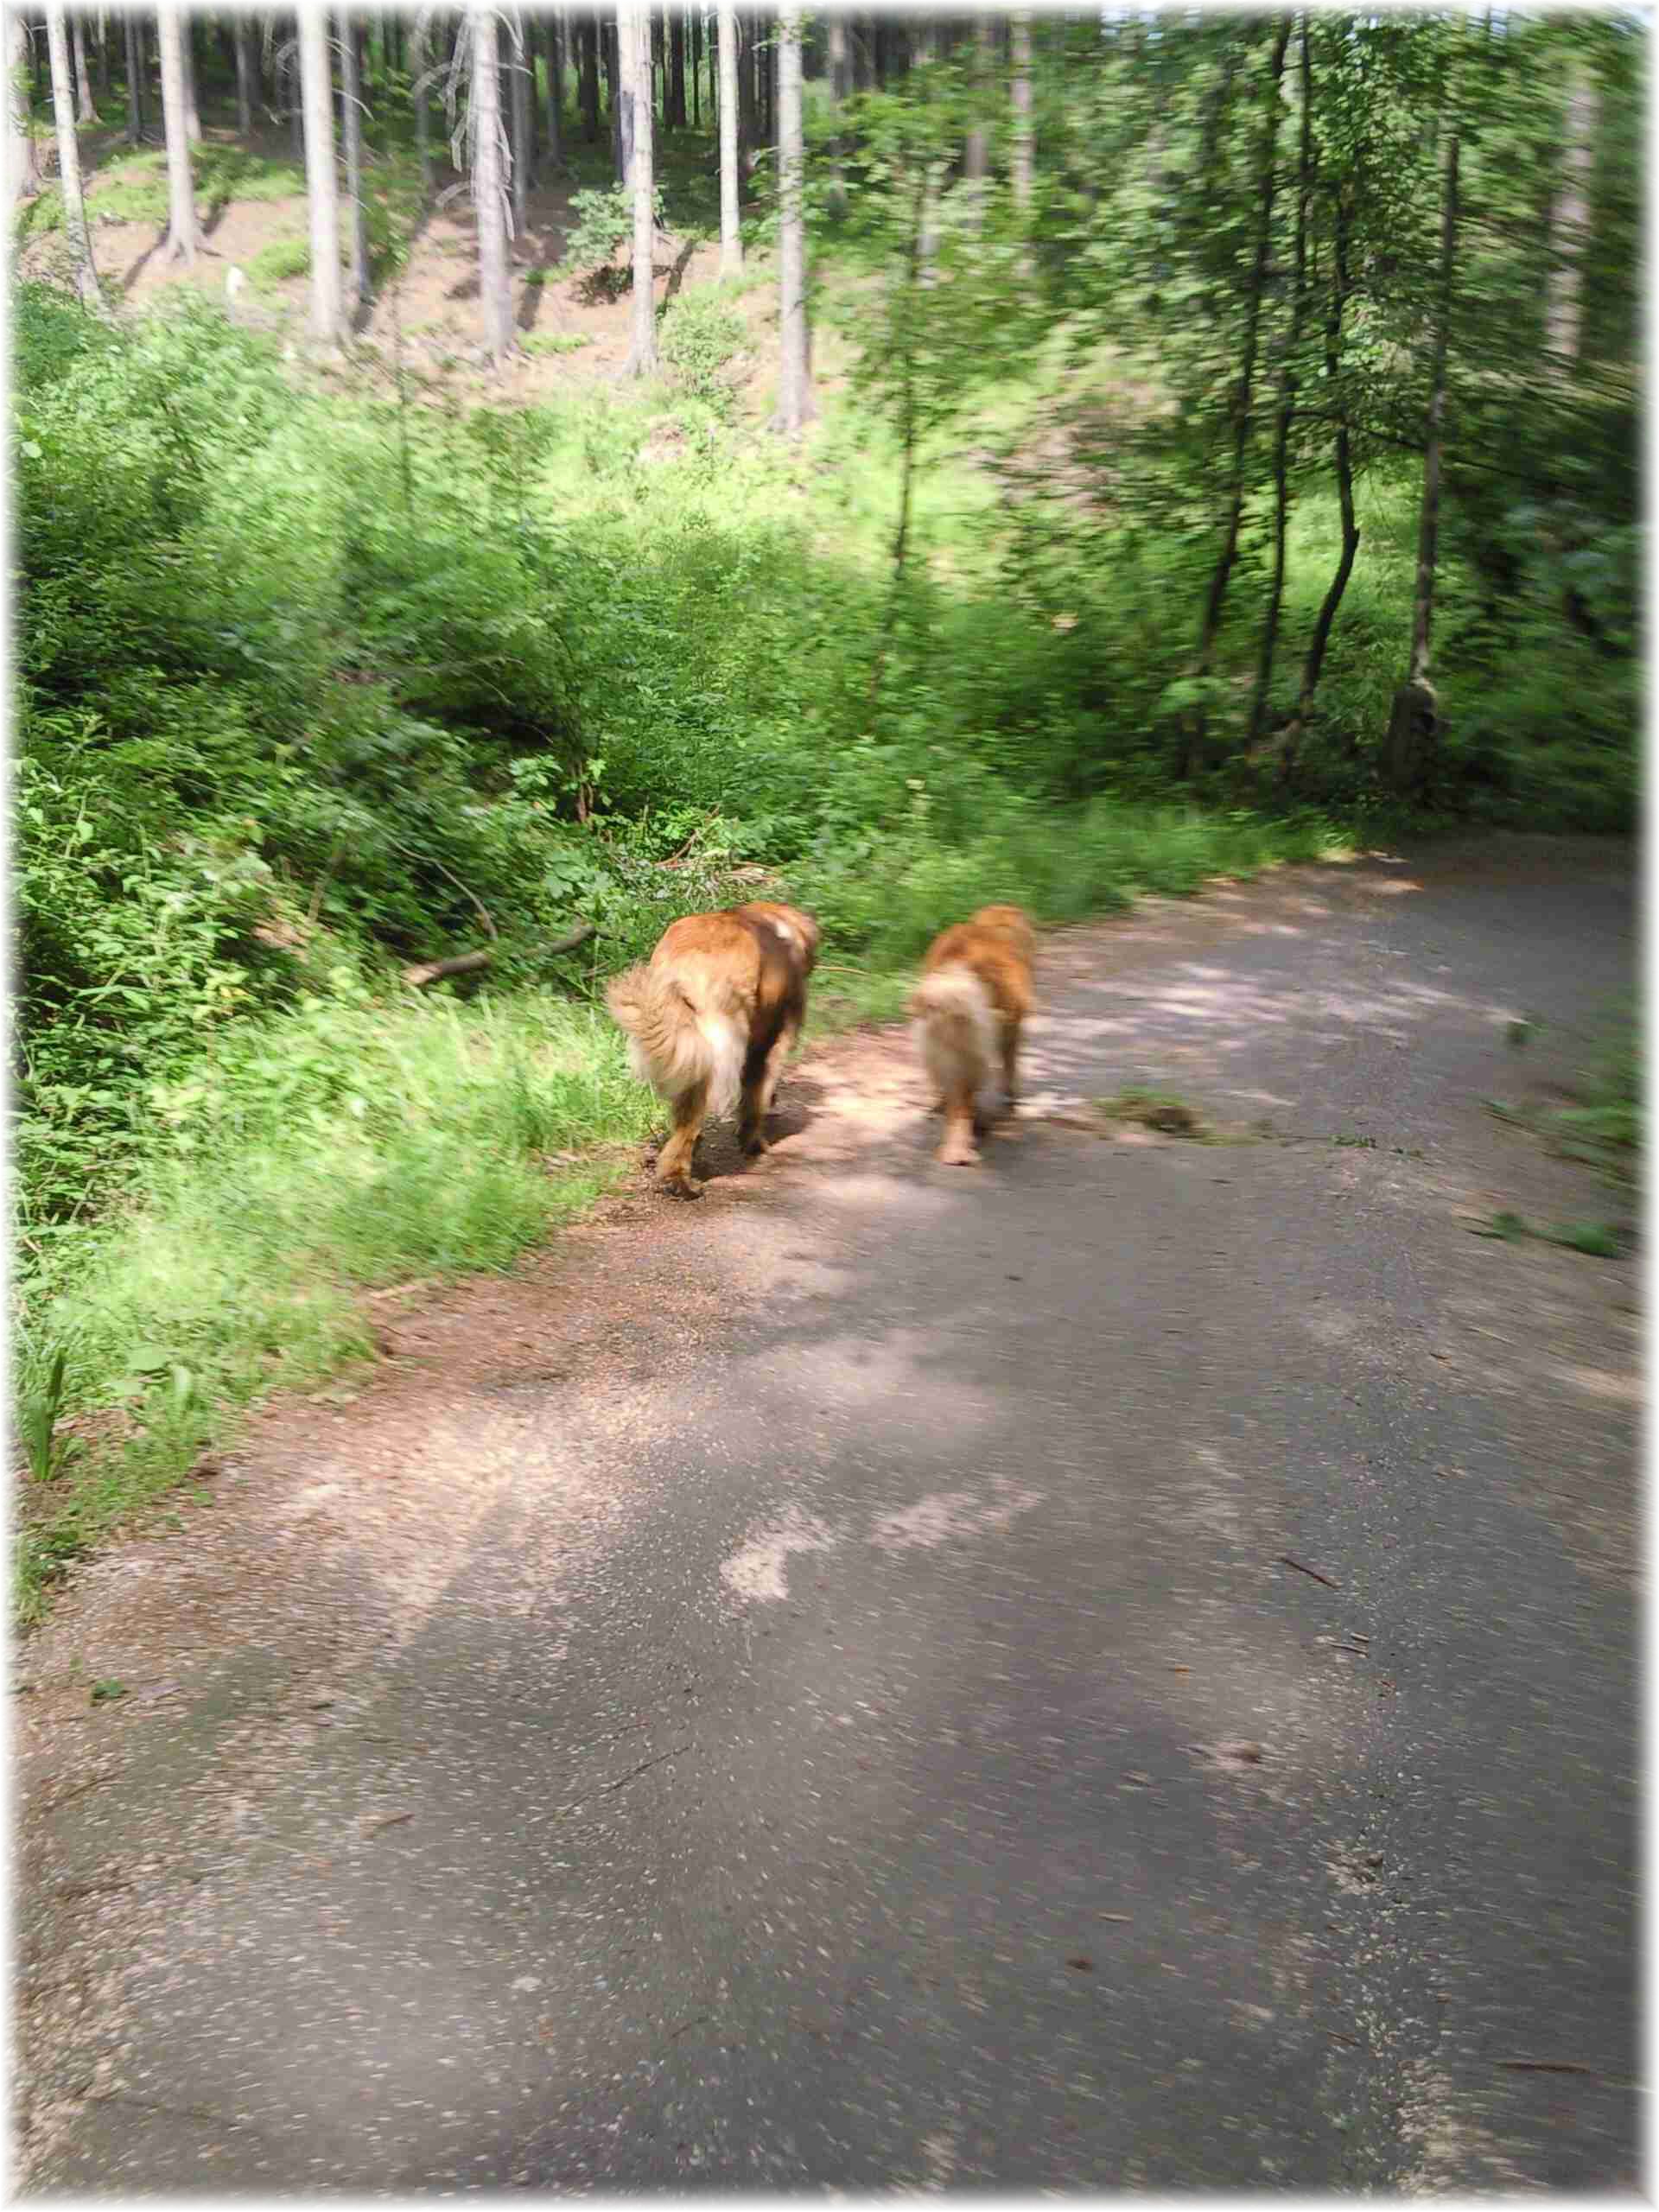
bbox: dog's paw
[739,1132,771,1158]
[659,1173,705,1199]
[937,1143,981,1168]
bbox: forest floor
[16,836,1638,2192]
[15,118,801,410]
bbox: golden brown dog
[909,904,1037,1166]
[606,901,820,1198]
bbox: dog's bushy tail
[911,965,998,1100]
[607,965,747,1117]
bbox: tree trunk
[411,10,431,190]
[122,8,143,143]
[824,12,845,213]
[602,11,617,162]
[962,12,991,200]
[156,2,197,264]
[579,11,598,141]
[613,0,633,186]
[1545,52,1599,375]
[668,3,684,127]
[1182,16,1292,779]
[43,3,100,302]
[10,7,40,195]
[1282,174,1360,779]
[289,14,304,162]
[737,6,755,168]
[716,0,739,275]
[1386,57,1462,798]
[298,7,343,345]
[553,10,570,167]
[339,11,370,312]
[690,1,699,127]
[1249,12,1316,748]
[507,8,531,231]
[232,12,254,134]
[94,6,109,103]
[1009,9,1033,211]
[70,8,94,122]
[773,5,810,436]
[473,5,514,362]
[180,5,199,138]
[623,0,656,373]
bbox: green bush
[658,292,750,416]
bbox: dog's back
[911,906,1036,1166]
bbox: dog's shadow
[645,1077,823,1188]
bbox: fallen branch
[1278,1553,1342,1591]
[401,921,595,989]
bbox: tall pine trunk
[156,1,197,264]
[1385,48,1462,798]
[1181,16,1291,779]
[1545,52,1599,376]
[180,7,199,138]
[1249,12,1315,747]
[122,10,143,143]
[232,13,254,134]
[668,3,683,127]
[622,0,656,374]
[411,10,431,190]
[579,12,597,141]
[542,11,560,168]
[773,4,810,435]
[824,11,846,213]
[70,7,94,120]
[507,8,531,230]
[339,11,370,313]
[1009,10,1032,210]
[689,1,698,127]
[1283,174,1360,779]
[298,7,342,344]
[716,0,739,275]
[10,7,41,195]
[473,5,513,363]
[44,1,101,303]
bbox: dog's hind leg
[937,1078,981,1167]
[656,1078,710,1197]
[1001,1014,1023,1114]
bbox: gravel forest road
[16,836,1639,2194]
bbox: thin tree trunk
[1282,177,1360,779]
[1386,54,1462,797]
[613,0,632,186]
[716,0,739,275]
[1545,53,1598,375]
[1182,16,1292,779]
[773,5,810,435]
[507,7,531,230]
[579,11,598,140]
[690,0,698,127]
[962,11,991,206]
[824,11,845,213]
[601,10,616,153]
[70,8,94,121]
[10,7,41,195]
[1009,9,1033,211]
[94,5,109,102]
[156,1,196,263]
[867,164,932,715]
[289,16,304,161]
[473,5,514,362]
[180,5,200,138]
[232,12,254,133]
[43,2,100,302]
[669,3,684,125]
[1249,12,1316,747]
[542,11,560,168]
[339,10,370,312]
[298,6,342,344]
[122,8,143,143]
[411,10,431,190]
[622,0,656,372]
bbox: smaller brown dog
[908,905,1037,1166]
[606,900,820,1198]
